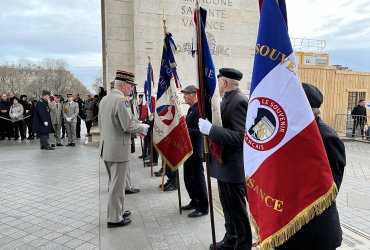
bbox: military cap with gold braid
[115,70,136,85]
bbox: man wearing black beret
[199,68,252,250]
[276,83,346,250]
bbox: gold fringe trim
[153,143,193,172]
[255,182,338,250]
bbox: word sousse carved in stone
[246,177,284,212]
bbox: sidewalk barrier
[333,114,370,139]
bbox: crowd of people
[99,68,346,250]
[0,90,105,148]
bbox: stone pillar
[102,0,135,90]
[103,0,259,94]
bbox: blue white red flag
[243,0,337,249]
[153,33,192,170]
[141,62,156,120]
[194,6,223,162]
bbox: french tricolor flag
[243,0,337,249]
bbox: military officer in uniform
[199,68,252,250]
[63,93,79,146]
[33,90,54,150]
[49,94,63,147]
[99,70,149,228]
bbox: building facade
[101,0,260,93]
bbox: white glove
[198,118,212,135]
[66,117,72,122]
[44,122,48,126]
[141,124,150,136]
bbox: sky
[1,0,370,91]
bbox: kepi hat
[115,70,135,85]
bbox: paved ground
[0,132,370,249]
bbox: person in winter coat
[32,90,54,150]
[351,99,367,139]
[275,83,346,250]
[9,97,25,140]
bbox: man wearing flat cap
[180,85,209,217]
[276,83,346,250]
[99,70,150,228]
[62,93,79,146]
[33,90,54,150]
[199,68,252,249]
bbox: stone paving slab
[1,133,370,249]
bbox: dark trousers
[76,117,81,137]
[25,117,34,137]
[218,180,252,249]
[39,134,49,148]
[61,119,66,137]
[184,156,209,213]
[0,118,13,139]
[352,120,364,138]
[85,120,93,134]
[13,120,25,139]
[166,165,178,187]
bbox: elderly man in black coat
[275,83,346,250]
[33,90,54,150]
[199,68,252,250]
[180,85,209,217]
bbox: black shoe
[21,137,26,141]
[188,210,208,218]
[0,137,4,140]
[143,155,151,161]
[56,143,63,146]
[182,204,196,211]
[123,210,131,218]
[154,170,163,177]
[163,184,178,192]
[71,143,76,146]
[138,155,146,159]
[66,143,72,146]
[51,144,55,147]
[159,180,172,189]
[27,136,34,140]
[13,138,19,141]
[145,161,158,166]
[76,136,80,138]
[125,188,140,194]
[107,218,131,228]
[209,240,235,250]
[44,147,55,150]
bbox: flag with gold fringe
[243,0,337,249]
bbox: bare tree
[0,58,92,99]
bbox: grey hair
[312,108,321,116]
[114,80,124,89]
[221,77,239,86]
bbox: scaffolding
[290,37,326,52]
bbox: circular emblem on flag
[157,105,176,126]
[244,97,288,151]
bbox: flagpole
[177,170,182,214]
[161,160,166,192]
[195,2,216,249]
[150,131,154,177]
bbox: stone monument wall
[102,0,259,93]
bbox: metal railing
[333,114,369,139]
